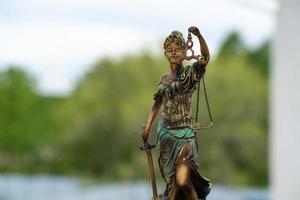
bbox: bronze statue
[140,26,212,200]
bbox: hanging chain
[195,78,201,123]
[203,77,213,123]
[192,77,214,131]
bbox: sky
[0,0,278,96]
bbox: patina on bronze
[140,26,213,200]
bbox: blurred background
[1,0,298,200]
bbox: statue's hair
[163,31,186,49]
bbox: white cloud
[0,20,157,95]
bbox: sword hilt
[140,142,155,151]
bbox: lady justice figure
[141,26,211,200]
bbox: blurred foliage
[0,32,269,186]
[0,67,61,172]
[219,32,270,77]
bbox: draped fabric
[157,121,211,200]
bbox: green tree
[217,32,247,59]
[0,67,61,172]
[56,54,167,178]
[247,41,270,77]
[0,67,38,151]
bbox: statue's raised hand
[188,26,200,36]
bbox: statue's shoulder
[159,73,168,85]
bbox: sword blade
[145,149,159,199]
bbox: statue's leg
[175,162,197,200]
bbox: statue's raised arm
[188,26,210,66]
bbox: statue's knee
[175,163,190,187]
[176,177,188,187]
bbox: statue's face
[164,42,185,65]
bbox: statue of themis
[140,26,213,200]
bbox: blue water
[0,174,269,200]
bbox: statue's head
[164,31,186,65]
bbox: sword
[140,142,160,200]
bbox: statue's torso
[161,81,195,129]
[155,65,204,129]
